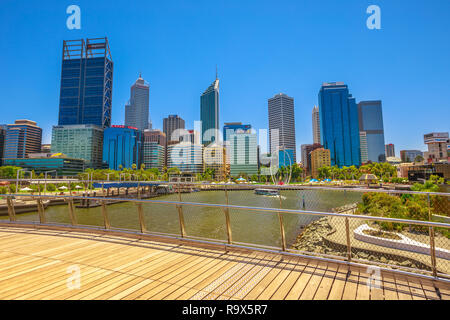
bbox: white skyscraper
[312,105,321,144]
[125,74,150,131]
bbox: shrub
[46,183,56,192]
[0,186,7,194]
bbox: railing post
[224,185,232,244]
[345,217,352,261]
[177,184,186,237]
[6,196,16,222]
[278,191,287,251]
[428,194,437,277]
[101,200,111,229]
[136,202,147,233]
[68,199,77,225]
[37,198,46,224]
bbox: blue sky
[1,0,449,158]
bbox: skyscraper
[358,100,386,162]
[385,144,395,158]
[125,74,150,131]
[3,120,42,159]
[0,125,6,165]
[228,131,258,176]
[312,106,321,144]
[143,129,166,171]
[58,38,113,128]
[268,93,297,162]
[163,115,185,144]
[102,126,142,170]
[223,122,252,142]
[318,82,360,167]
[200,76,219,146]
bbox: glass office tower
[200,77,219,146]
[102,126,141,170]
[51,124,104,169]
[125,74,150,131]
[318,82,361,167]
[58,38,113,128]
[358,100,386,162]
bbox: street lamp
[44,170,57,195]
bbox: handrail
[1,189,449,281]
[3,193,450,229]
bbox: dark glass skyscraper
[58,38,113,128]
[358,100,386,162]
[318,82,361,167]
[200,77,219,146]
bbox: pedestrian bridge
[0,225,448,300]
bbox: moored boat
[254,188,279,196]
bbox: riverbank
[290,216,448,273]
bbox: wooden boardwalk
[0,226,448,300]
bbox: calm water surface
[5,189,362,248]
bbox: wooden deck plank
[0,227,448,301]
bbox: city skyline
[1,1,450,157]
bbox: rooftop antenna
[216,65,218,80]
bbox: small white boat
[254,188,279,196]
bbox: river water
[5,189,362,248]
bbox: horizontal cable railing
[0,182,449,282]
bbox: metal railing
[0,181,449,282]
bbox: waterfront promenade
[0,226,448,300]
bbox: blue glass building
[318,82,361,167]
[103,126,142,170]
[278,149,295,168]
[58,38,113,128]
[358,101,386,163]
[223,122,252,141]
[200,77,219,146]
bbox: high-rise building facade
[125,74,150,131]
[310,148,331,179]
[228,132,258,176]
[223,122,252,142]
[359,132,369,164]
[0,125,6,165]
[51,124,103,169]
[204,143,227,181]
[3,120,42,159]
[385,143,395,158]
[167,142,203,173]
[103,126,142,170]
[200,77,220,146]
[58,38,113,128]
[143,130,166,171]
[312,106,321,144]
[318,82,360,167]
[300,143,323,175]
[423,132,450,163]
[163,115,185,144]
[358,100,386,163]
[268,93,297,162]
[400,150,423,163]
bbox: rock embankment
[291,217,431,271]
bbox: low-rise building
[310,148,331,179]
[3,156,84,177]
